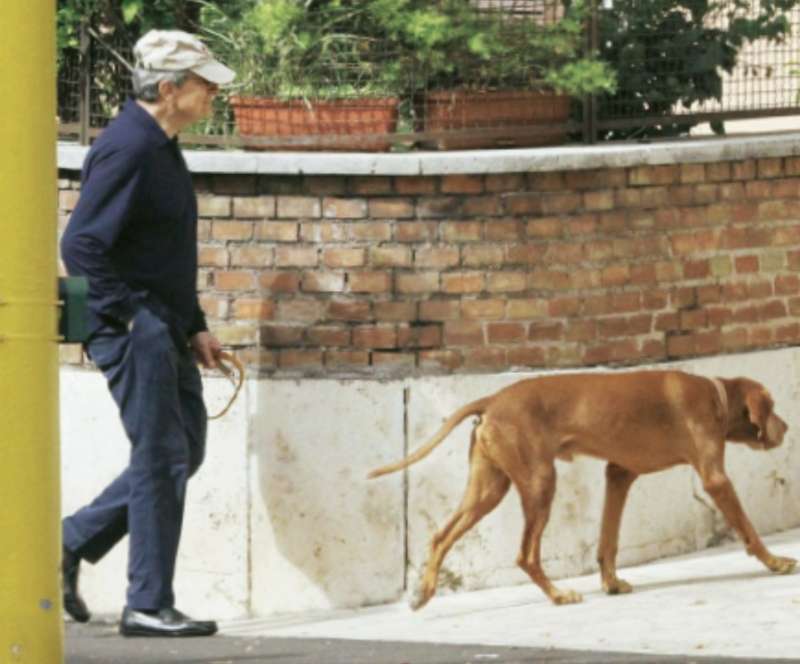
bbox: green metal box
[58,276,89,343]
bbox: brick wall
[57,157,800,377]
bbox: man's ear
[744,390,770,440]
[157,79,175,100]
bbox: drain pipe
[0,3,62,663]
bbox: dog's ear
[744,389,772,440]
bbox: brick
[442,272,485,294]
[680,164,706,183]
[441,175,483,194]
[419,350,463,371]
[655,312,679,332]
[485,173,526,192]
[696,285,721,304]
[214,175,257,195]
[299,222,346,243]
[463,348,507,369]
[529,270,571,291]
[683,259,710,279]
[507,298,548,319]
[601,264,630,287]
[370,245,411,268]
[276,299,325,323]
[257,175,303,195]
[485,218,523,241]
[416,197,462,218]
[214,271,255,291]
[397,324,441,349]
[444,321,483,346]
[759,299,787,321]
[59,189,80,211]
[302,272,345,293]
[669,185,696,206]
[680,309,707,330]
[322,197,367,219]
[584,190,615,211]
[706,163,731,182]
[419,300,460,321]
[505,244,547,265]
[461,299,505,320]
[731,160,756,180]
[462,245,504,267]
[565,320,596,342]
[349,221,392,242]
[350,177,392,195]
[375,301,417,322]
[415,246,460,269]
[368,198,415,219]
[693,184,719,205]
[199,245,229,267]
[227,246,274,270]
[261,323,304,347]
[541,192,582,214]
[629,165,678,186]
[325,350,370,369]
[744,181,772,199]
[322,247,365,268]
[442,221,482,242]
[758,158,783,179]
[304,176,347,195]
[348,271,392,293]
[507,347,546,366]
[706,306,732,327]
[486,322,526,344]
[775,274,800,295]
[276,196,321,218]
[735,255,759,273]
[395,222,437,242]
[548,296,580,317]
[353,325,398,349]
[275,247,318,267]
[328,299,371,321]
[307,326,351,346]
[526,217,563,238]
[198,294,229,319]
[212,324,258,346]
[774,322,800,343]
[371,352,417,371]
[233,196,275,218]
[232,298,275,320]
[396,272,439,294]
[616,189,642,208]
[394,177,437,195]
[211,221,253,241]
[545,243,584,264]
[278,350,324,370]
[259,271,300,293]
[504,193,543,215]
[785,158,800,175]
[487,272,527,292]
[463,196,501,216]
[771,178,799,199]
[527,172,565,191]
[197,195,231,217]
[256,221,298,242]
[666,334,694,358]
[529,322,563,341]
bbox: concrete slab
[221,529,800,660]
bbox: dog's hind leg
[597,462,637,595]
[411,427,510,611]
[514,460,581,605]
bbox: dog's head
[725,378,787,450]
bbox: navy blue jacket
[61,100,206,339]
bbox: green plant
[199,0,405,99]
[370,0,616,97]
[597,0,800,139]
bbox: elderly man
[60,30,234,638]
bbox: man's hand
[190,330,222,369]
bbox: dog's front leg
[598,463,638,594]
[695,455,796,575]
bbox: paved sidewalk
[67,529,800,663]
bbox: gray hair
[132,68,190,102]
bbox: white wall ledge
[58,131,800,176]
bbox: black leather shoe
[62,547,90,623]
[119,607,218,637]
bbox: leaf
[122,0,143,24]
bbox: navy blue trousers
[62,306,206,610]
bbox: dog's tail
[367,397,490,479]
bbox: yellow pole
[0,1,62,663]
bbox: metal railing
[56,1,800,151]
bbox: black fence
[57,0,800,151]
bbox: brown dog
[368,370,795,607]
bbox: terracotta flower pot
[229,96,400,152]
[418,89,571,150]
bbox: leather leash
[208,351,244,420]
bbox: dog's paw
[603,578,633,595]
[551,588,583,605]
[766,555,797,575]
[408,585,433,611]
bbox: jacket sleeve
[60,146,147,326]
[188,302,208,337]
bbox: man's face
[169,72,219,126]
